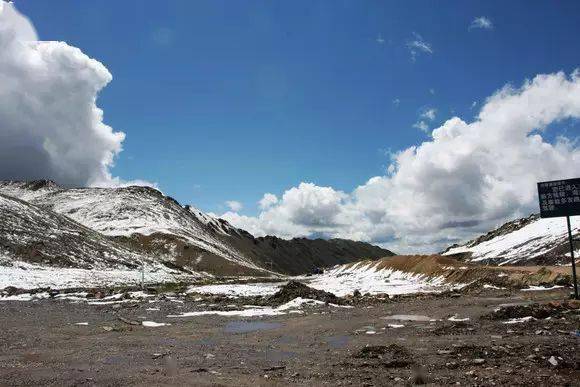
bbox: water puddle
[224,321,282,334]
[263,349,297,362]
[324,335,349,348]
[497,301,534,308]
[383,314,432,322]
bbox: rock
[548,356,558,366]
[267,281,343,306]
[263,365,286,371]
[118,316,139,325]
[102,326,114,332]
[2,286,20,296]
[353,289,361,298]
[411,366,429,385]
[473,358,485,365]
[483,301,579,321]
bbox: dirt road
[0,288,578,386]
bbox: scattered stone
[473,358,485,365]
[118,316,139,326]
[548,356,558,367]
[483,301,579,321]
[263,365,286,371]
[102,326,114,332]
[354,344,413,368]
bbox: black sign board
[538,177,580,299]
[537,178,580,219]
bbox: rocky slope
[0,180,393,279]
[0,193,145,270]
[443,214,579,265]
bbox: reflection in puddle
[224,321,282,333]
[383,314,432,321]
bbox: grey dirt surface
[0,288,578,386]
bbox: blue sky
[18,0,580,216]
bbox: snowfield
[443,216,579,265]
[0,258,201,290]
[167,297,350,318]
[187,261,459,298]
[308,261,454,296]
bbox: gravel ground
[0,287,578,386]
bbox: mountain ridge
[443,213,579,265]
[0,180,394,280]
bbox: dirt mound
[483,301,579,320]
[354,344,413,368]
[267,281,343,306]
[341,254,574,290]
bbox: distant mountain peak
[0,180,393,279]
[443,213,578,266]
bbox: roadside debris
[483,301,579,321]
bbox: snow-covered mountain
[0,193,144,269]
[443,214,579,265]
[0,192,192,289]
[0,180,266,274]
[0,180,393,281]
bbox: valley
[0,283,577,386]
[1,180,579,386]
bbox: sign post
[565,216,578,299]
[537,178,580,299]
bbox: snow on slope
[443,215,579,265]
[187,260,455,298]
[0,193,142,269]
[0,256,197,290]
[0,194,198,289]
[0,180,263,271]
[308,261,452,296]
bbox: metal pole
[141,261,145,290]
[566,215,578,300]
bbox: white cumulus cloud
[413,108,437,132]
[0,3,141,188]
[225,200,243,212]
[223,71,580,253]
[258,193,278,210]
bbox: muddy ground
[0,287,578,386]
